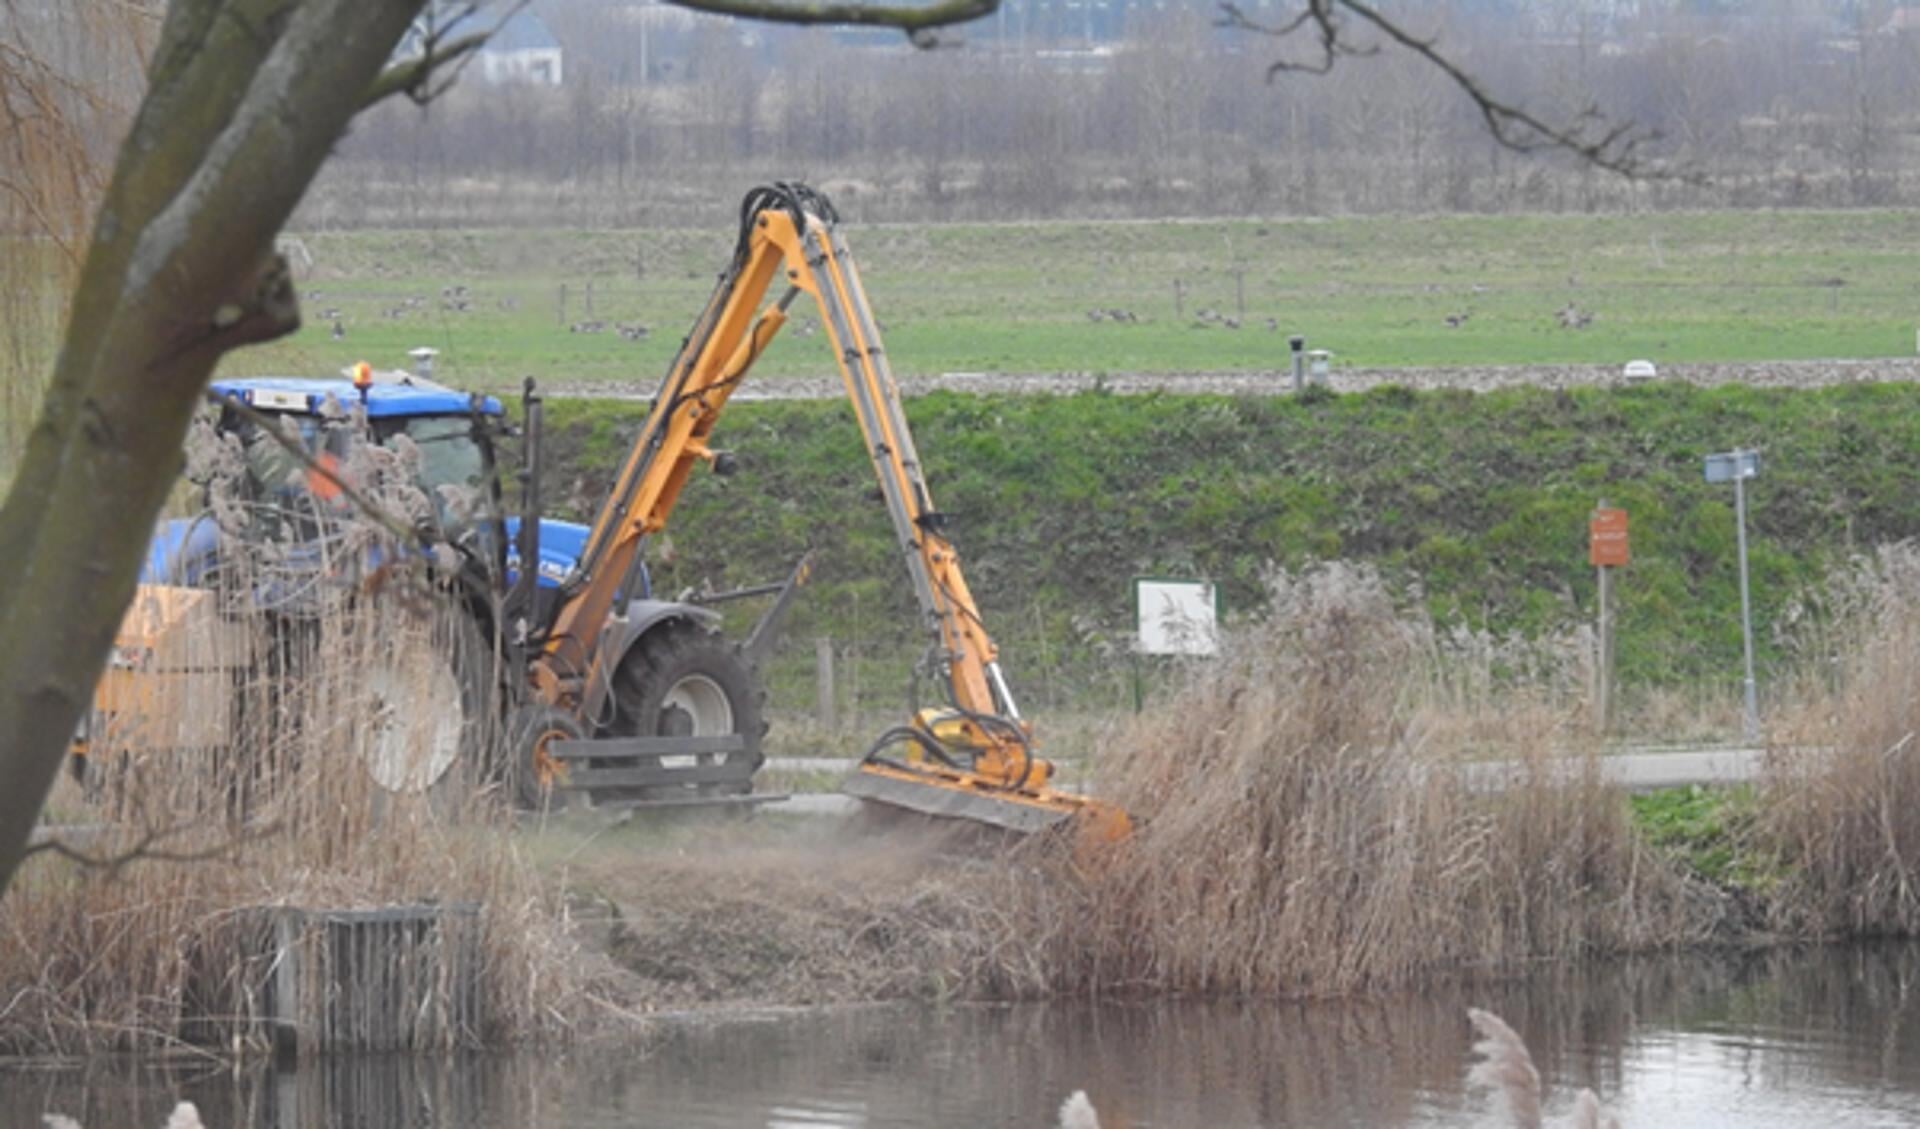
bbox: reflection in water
[6,943,1918,1128]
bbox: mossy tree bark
[0,0,430,897]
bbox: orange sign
[1589,507,1629,567]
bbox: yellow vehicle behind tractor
[76,183,1128,841]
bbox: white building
[401,6,564,87]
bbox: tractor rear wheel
[358,606,493,809]
[613,627,765,797]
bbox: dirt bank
[562,356,1920,401]
[539,814,1059,1013]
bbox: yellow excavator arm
[531,183,1125,838]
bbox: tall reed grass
[0,412,594,1058]
[593,564,1727,1008]
[0,589,590,1057]
[1759,543,1920,936]
[1032,563,1715,996]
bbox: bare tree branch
[662,0,998,45]
[24,819,274,879]
[363,0,530,108]
[0,0,433,902]
[1216,0,1373,77]
[362,30,489,108]
[1219,0,1683,180]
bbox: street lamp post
[1705,449,1763,742]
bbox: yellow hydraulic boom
[529,183,1125,837]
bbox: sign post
[1705,449,1763,742]
[1588,504,1629,733]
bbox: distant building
[1880,6,1920,37]
[400,6,564,87]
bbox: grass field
[238,208,1920,394]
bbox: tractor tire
[507,703,583,813]
[613,626,766,796]
[358,605,495,812]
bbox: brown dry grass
[0,589,598,1058]
[1035,563,1715,996]
[1759,543,1920,936]
[557,564,1721,1010]
[550,819,1059,1010]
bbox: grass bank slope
[544,381,1920,708]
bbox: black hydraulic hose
[860,724,963,772]
[933,688,1036,792]
[967,706,1036,791]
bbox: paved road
[25,746,1780,841]
[1457,746,1768,794]
[766,745,1775,816]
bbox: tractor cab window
[235,414,337,540]
[373,414,495,541]
[230,410,495,546]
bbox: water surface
[8,942,1919,1127]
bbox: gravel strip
[559,357,1920,401]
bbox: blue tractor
[83,363,798,811]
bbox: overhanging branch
[362,29,490,108]
[1219,0,1685,180]
[663,0,998,43]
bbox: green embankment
[541,380,1920,715]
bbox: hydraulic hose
[860,724,964,771]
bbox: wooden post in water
[260,902,482,1057]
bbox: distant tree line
[303,0,1920,227]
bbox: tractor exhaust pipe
[506,378,544,644]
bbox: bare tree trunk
[0,0,428,898]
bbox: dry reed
[581,563,1722,1008]
[0,590,593,1057]
[0,421,597,1057]
[1041,563,1713,996]
[1759,542,1920,936]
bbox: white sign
[1703,449,1761,483]
[1135,577,1220,657]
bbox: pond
[7,942,1918,1127]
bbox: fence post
[815,637,836,730]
